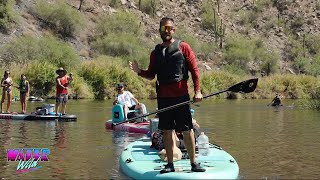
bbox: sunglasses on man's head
[160,26,174,32]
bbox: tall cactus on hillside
[211,1,225,48]
[151,0,156,17]
[219,19,226,49]
[216,0,220,12]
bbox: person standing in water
[1,71,13,113]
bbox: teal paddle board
[119,138,239,179]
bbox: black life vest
[19,80,28,93]
[154,40,189,85]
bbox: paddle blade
[228,78,258,93]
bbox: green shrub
[200,71,241,99]
[255,0,273,12]
[200,0,215,30]
[0,36,40,66]
[94,11,154,68]
[316,1,320,11]
[301,99,320,110]
[24,61,57,97]
[96,11,142,36]
[305,55,320,76]
[0,0,16,33]
[237,10,249,26]
[287,36,305,60]
[273,0,293,14]
[34,0,84,37]
[304,34,320,55]
[290,15,304,30]
[175,26,200,52]
[261,17,277,33]
[79,56,154,99]
[68,75,94,99]
[198,41,218,62]
[139,0,159,16]
[258,74,320,99]
[292,56,309,74]
[224,34,254,69]
[109,0,121,8]
[175,26,218,61]
[92,32,151,67]
[0,36,80,70]
[253,42,280,74]
[224,35,280,74]
[221,64,247,76]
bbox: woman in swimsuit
[1,71,13,113]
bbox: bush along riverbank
[3,56,320,102]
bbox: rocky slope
[1,0,320,71]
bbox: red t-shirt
[56,76,69,95]
[139,41,200,98]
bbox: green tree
[0,0,16,33]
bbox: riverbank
[5,59,320,100]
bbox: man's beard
[161,34,172,42]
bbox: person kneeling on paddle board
[151,119,200,150]
[151,120,200,162]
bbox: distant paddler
[268,93,283,107]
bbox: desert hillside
[0,0,320,100]
[1,0,319,72]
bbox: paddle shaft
[112,89,227,127]
[112,78,258,128]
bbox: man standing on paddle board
[55,67,73,116]
[129,17,205,173]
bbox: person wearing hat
[55,67,73,116]
[113,83,145,120]
[1,70,13,113]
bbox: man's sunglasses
[160,26,174,32]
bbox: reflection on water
[110,131,145,179]
[0,99,319,179]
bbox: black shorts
[157,95,193,132]
[20,92,27,96]
[129,105,136,110]
[56,94,68,104]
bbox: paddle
[111,78,258,128]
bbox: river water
[0,99,319,179]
